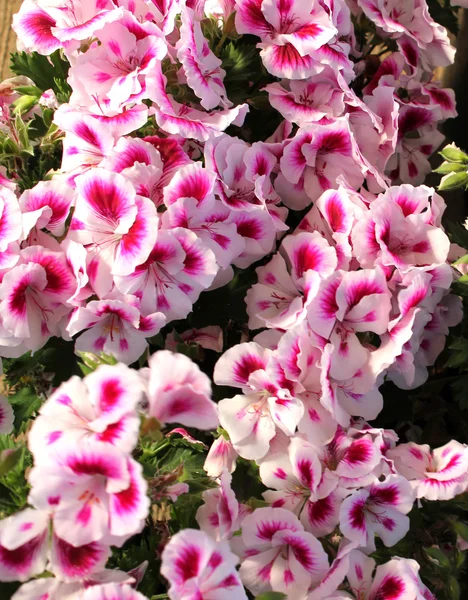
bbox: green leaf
[445,338,468,369]
[0,447,24,477]
[77,351,118,375]
[14,114,33,155]
[453,521,468,542]
[446,221,468,249]
[14,85,42,97]
[424,546,451,568]
[8,387,42,432]
[453,255,468,266]
[435,162,467,174]
[448,577,461,600]
[439,144,468,163]
[439,171,468,192]
[12,95,39,116]
[10,50,71,100]
[255,593,287,600]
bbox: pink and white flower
[215,343,304,459]
[114,228,218,321]
[0,186,22,253]
[147,64,248,142]
[342,551,430,600]
[196,469,243,540]
[246,232,337,330]
[351,185,450,272]
[77,583,149,600]
[69,22,166,110]
[144,350,219,429]
[177,7,229,110]
[29,440,149,547]
[238,507,329,596]
[204,435,238,478]
[19,179,76,238]
[387,440,468,500]
[235,0,338,79]
[0,246,77,352]
[265,70,345,126]
[67,296,165,364]
[161,528,247,600]
[29,363,143,455]
[280,119,366,203]
[339,475,414,550]
[0,508,49,582]
[307,267,392,380]
[13,0,123,55]
[68,168,159,298]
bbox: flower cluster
[0,0,466,598]
[0,0,456,364]
[2,350,219,598]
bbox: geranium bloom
[246,232,337,330]
[339,475,414,550]
[67,296,165,364]
[69,22,167,110]
[29,364,143,455]
[77,583,149,599]
[356,0,454,69]
[147,64,248,142]
[215,342,304,459]
[11,570,136,600]
[114,229,218,321]
[28,440,149,547]
[177,7,229,110]
[19,179,76,238]
[259,436,347,537]
[144,350,219,429]
[12,0,122,55]
[235,0,338,79]
[203,435,237,477]
[101,137,164,207]
[68,168,159,298]
[265,70,345,126]
[0,246,77,352]
[238,507,329,596]
[387,440,468,500]
[196,469,244,540]
[307,267,392,380]
[53,110,119,175]
[0,508,49,582]
[0,186,22,253]
[280,119,366,202]
[161,528,247,600]
[351,184,450,272]
[338,551,433,600]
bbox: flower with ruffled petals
[29,363,143,455]
[144,350,219,429]
[161,528,247,600]
[68,168,159,298]
[387,440,468,500]
[339,475,414,550]
[238,507,329,596]
[28,440,149,547]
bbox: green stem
[151,595,169,599]
[142,440,170,459]
[215,30,229,54]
